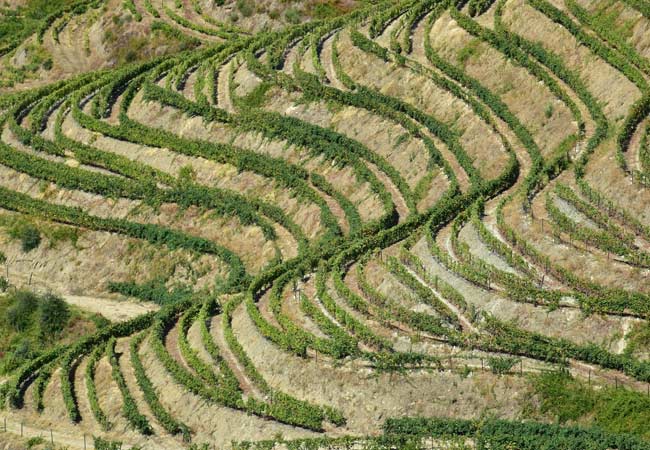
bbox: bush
[38,293,70,337]
[93,437,122,450]
[487,356,519,375]
[90,313,110,329]
[236,0,253,17]
[9,222,41,252]
[26,436,45,448]
[6,290,39,332]
[285,7,301,24]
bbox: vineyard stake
[20,422,23,437]
[50,429,53,444]
[84,433,87,450]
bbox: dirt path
[0,418,95,449]
[6,260,159,323]
[63,295,159,321]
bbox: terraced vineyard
[2,0,650,448]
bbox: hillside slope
[1,0,650,448]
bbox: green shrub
[545,103,553,118]
[6,290,39,332]
[533,371,595,423]
[285,7,301,24]
[93,437,122,450]
[487,356,519,375]
[26,436,45,448]
[39,293,70,337]
[236,0,253,17]
[9,222,41,252]
[532,371,650,438]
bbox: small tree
[10,223,42,252]
[39,293,70,337]
[6,290,39,332]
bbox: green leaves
[130,332,190,439]
[86,346,112,431]
[107,337,153,435]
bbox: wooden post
[20,422,23,437]
[84,434,87,450]
[520,360,523,375]
[615,377,618,389]
[588,369,591,385]
[481,358,484,371]
[50,429,54,445]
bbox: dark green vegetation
[532,371,650,439]
[0,290,104,374]
[0,0,75,54]
[235,416,650,449]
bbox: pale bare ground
[320,33,347,90]
[5,246,162,323]
[208,311,264,400]
[217,58,236,113]
[231,296,533,436]
[338,29,509,184]
[523,174,650,293]
[8,271,158,321]
[503,0,641,122]
[403,265,479,334]
[62,295,159,321]
[0,419,96,449]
